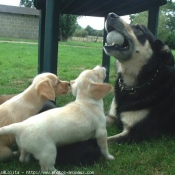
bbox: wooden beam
[148,5,159,37]
[38,8,45,73]
[42,0,60,75]
[102,16,110,83]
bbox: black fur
[116,63,175,142]
[38,100,56,113]
[56,139,101,165]
[105,13,175,143]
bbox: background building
[0,4,39,39]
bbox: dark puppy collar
[118,69,159,95]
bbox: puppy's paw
[24,153,31,163]
[106,154,115,160]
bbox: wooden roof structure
[34,0,167,82]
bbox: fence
[70,36,103,42]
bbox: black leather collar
[118,69,159,95]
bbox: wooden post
[38,7,46,73]
[148,5,159,37]
[102,16,110,82]
[43,0,60,75]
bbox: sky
[0,0,130,30]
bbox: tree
[161,0,175,35]
[20,0,34,8]
[130,11,147,26]
[84,25,104,42]
[163,1,175,48]
[130,0,175,42]
[74,29,88,38]
[59,14,78,41]
[85,25,96,36]
[20,0,79,41]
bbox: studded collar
[118,69,160,95]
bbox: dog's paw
[106,154,115,160]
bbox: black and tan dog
[104,12,175,143]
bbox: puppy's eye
[93,70,100,78]
[96,73,100,78]
[57,81,60,85]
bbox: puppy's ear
[90,83,113,100]
[154,39,174,66]
[36,79,55,101]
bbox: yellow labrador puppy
[0,94,16,105]
[0,73,70,161]
[0,66,114,173]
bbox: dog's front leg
[106,97,117,126]
[19,149,31,163]
[96,129,114,160]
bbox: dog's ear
[89,82,113,100]
[36,79,55,100]
[154,39,174,66]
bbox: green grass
[59,40,103,48]
[0,37,38,43]
[0,40,175,175]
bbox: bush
[165,34,175,49]
[74,29,88,37]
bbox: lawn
[0,40,175,175]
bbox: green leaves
[20,0,34,8]
[130,1,175,43]
[59,14,78,41]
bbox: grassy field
[0,40,175,175]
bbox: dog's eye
[57,81,60,85]
[135,26,143,34]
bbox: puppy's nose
[107,12,119,19]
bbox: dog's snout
[107,12,118,19]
